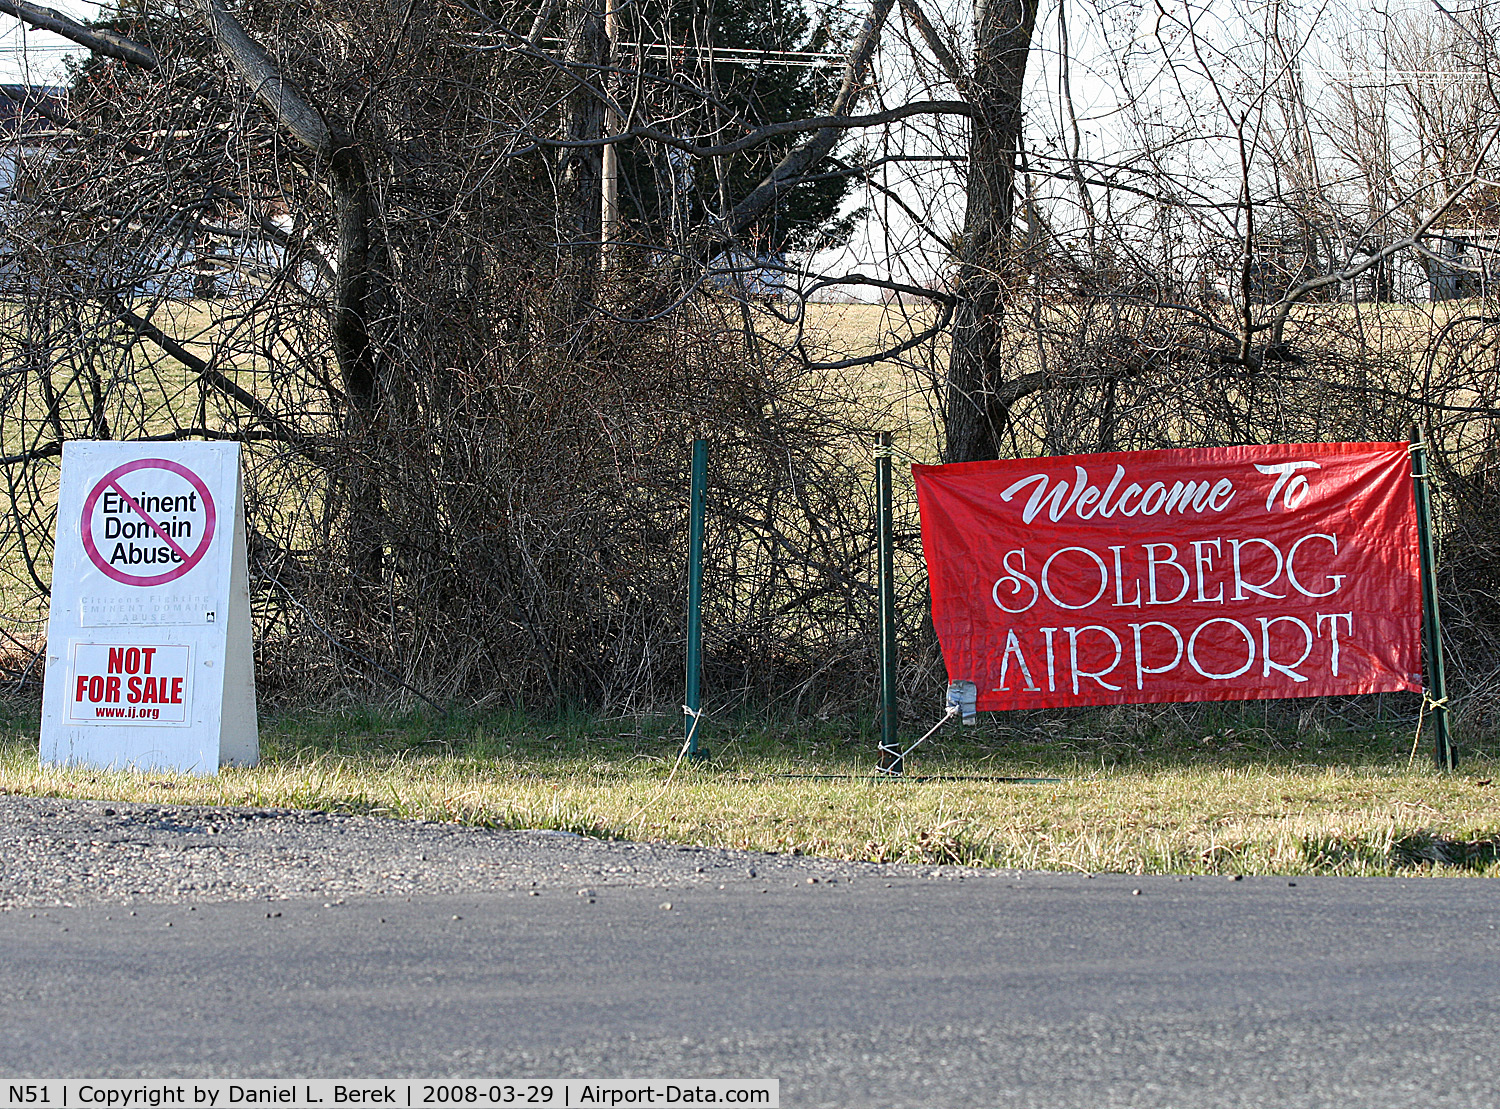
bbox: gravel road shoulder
[0,794,994,908]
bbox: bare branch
[104,293,318,455]
[1265,127,1500,348]
[794,274,955,370]
[193,0,334,155]
[526,0,557,47]
[0,0,159,68]
[1,429,299,468]
[898,0,971,99]
[0,441,63,467]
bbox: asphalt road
[2,798,1499,1107]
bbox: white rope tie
[872,441,929,465]
[1409,692,1451,769]
[875,705,959,775]
[670,704,705,776]
[624,705,706,826]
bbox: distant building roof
[0,85,66,140]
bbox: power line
[1315,68,1490,79]
[535,36,846,68]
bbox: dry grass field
[2,702,1498,876]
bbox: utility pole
[601,0,620,269]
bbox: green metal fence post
[686,439,708,761]
[1410,426,1456,771]
[875,432,901,775]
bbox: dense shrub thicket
[1,0,1499,736]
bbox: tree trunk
[944,0,1040,464]
[330,146,384,584]
[195,0,385,583]
[561,0,607,309]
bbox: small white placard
[64,642,193,725]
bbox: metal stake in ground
[875,432,901,775]
[685,439,709,762]
[1410,425,1456,771]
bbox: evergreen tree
[615,0,864,254]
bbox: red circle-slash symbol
[80,459,217,587]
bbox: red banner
[913,443,1423,710]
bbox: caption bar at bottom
[1,1083,777,1109]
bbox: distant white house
[0,83,63,197]
[0,85,64,290]
[706,250,788,301]
[1426,228,1500,302]
[0,85,312,301]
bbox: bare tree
[9,0,1500,723]
[0,0,942,709]
[943,0,1041,463]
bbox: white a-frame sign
[40,441,258,774]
